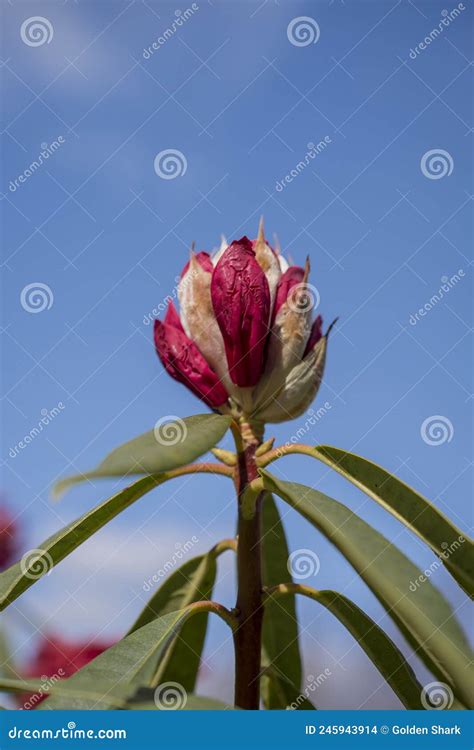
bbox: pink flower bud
[211,237,271,387]
[153,222,333,423]
[154,319,228,408]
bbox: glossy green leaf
[0,476,167,611]
[276,586,425,709]
[261,472,473,708]
[128,552,218,692]
[39,610,190,709]
[53,414,232,498]
[309,445,474,597]
[261,493,302,709]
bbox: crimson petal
[272,265,305,322]
[154,320,228,408]
[164,300,185,332]
[304,314,323,356]
[211,237,271,387]
[180,251,213,278]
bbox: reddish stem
[233,442,264,710]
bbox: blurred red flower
[22,635,115,709]
[0,506,19,571]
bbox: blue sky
[1,0,472,708]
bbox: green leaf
[311,445,474,597]
[261,472,473,708]
[0,676,125,708]
[261,668,316,710]
[0,674,237,712]
[277,586,425,709]
[53,414,232,498]
[127,552,218,692]
[126,691,236,710]
[0,627,15,680]
[261,493,302,709]
[39,610,190,709]
[0,475,167,611]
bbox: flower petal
[252,217,281,308]
[272,265,305,322]
[254,336,327,423]
[212,235,228,266]
[178,253,233,394]
[211,237,271,387]
[164,300,185,332]
[180,251,213,278]
[304,314,323,356]
[154,320,228,408]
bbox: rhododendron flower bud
[153,219,334,427]
[0,506,18,571]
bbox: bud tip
[326,317,338,338]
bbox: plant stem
[185,600,238,632]
[233,439,264,710]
